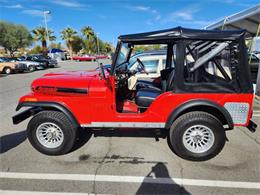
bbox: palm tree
[61,27,77,57]
[32,26,56,55]
[81,26,96,54]
[81,26,95,39]
[104,42,112,53]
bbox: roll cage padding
[165,99,234,130]
[15,101,80,127]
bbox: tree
[81,26,96,54]
[0,21,32,57]
[50,42,64,50]
[61,27,77,57]
[71,36,84,54]
[81,26,94,39]
[32,26,56,55]
[28,45,43,54]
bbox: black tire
[168,111,226,161]
[3,67,12,74]
[27,111,77,155]
[28,65,35,72]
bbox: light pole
[96,32,100,55]
[43,10,51,53]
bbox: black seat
[136,80,161,92]
[135,68,175,108]
[135,88,162,108]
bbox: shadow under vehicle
[13,27,257,161]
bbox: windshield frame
[111,41,132,75]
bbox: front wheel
[3,67,12,74]
[28,65,35,72]
[168,111,226,161]
[27,111,77,155]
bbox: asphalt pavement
[0,60,259,194]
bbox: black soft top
[119,26,246,43]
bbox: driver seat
[135,68,175,108]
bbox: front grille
[17,63,27,69]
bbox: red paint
[18,70,254,127]
[95,55,110,59]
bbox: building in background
[48,48,65,62]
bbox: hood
[32,70,100,95]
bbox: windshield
[115,43,130,67]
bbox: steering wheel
[136,58,149,75]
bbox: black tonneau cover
[119,26,246,44]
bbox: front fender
[13,101,80,128]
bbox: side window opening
[184,40,239,84]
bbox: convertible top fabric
[119,26,246,43]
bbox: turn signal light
[24,97,38,102]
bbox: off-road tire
[28,65,35,72]
[169,111,226,161]
[27,111,77,155]
[3,67,11,74]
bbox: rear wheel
[168,111,226,161]
[3,67,11,74]
[27,111,77,155]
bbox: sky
[0,0,259,46]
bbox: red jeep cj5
[13,27,257,161]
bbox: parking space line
[1,172,260,189]
[0,190,90,195]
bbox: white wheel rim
[36,122,64,149]
[5,68,11,74]
[182,125,215,153]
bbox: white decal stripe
[1,172,260,189]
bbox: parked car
[11,57,45,72]
[13,27,257,161]
[72,55,96,61]
[0,57,27,74]
[95,54,110,59]
[248,53,259,83]
[22,55,58,68]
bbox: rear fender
[165,100,234,130]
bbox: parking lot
[0,60,260,194]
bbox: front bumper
[15,63,27,71]
[13,107,41,124]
